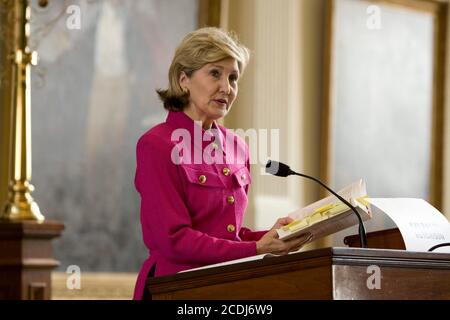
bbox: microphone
[265,160,368,248]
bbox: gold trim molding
[1,0,44,221]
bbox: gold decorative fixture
[1,0,44,221]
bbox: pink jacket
[133,111,267,299]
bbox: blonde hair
[157,27,250,111]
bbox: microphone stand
[292,171,368,248]
[266,160,368,248]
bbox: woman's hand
[256,216,313,255]
[269,216,294,230]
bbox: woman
[133,27,311,299]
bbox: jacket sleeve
[238,143,269,242]
[135,135,257,266]
[239,227,268,241]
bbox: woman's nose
[219,79,231,94]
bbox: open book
[277,179,372,241]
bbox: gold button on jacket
[226,195,235,204]
[222,167,230,176]
[198,175,207,184]
[227,224,235,233]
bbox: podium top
[147,247,450,297]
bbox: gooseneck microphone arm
[428,243,450,252]
[266,160,368,248]
[292,171,368,248]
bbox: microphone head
[265,160,293,177]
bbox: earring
[182,87,189,95]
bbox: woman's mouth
[213,99,228,108]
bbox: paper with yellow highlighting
[277,179,371,241]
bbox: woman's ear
[179,71,189,91]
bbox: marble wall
[29,0,198,272]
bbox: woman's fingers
[278,216,294,225]
[284,233,313,252]
[260,230,313,256]
[290,235,313,252]
[271,216,294,230]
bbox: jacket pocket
[181,165,225,188]
[179,165,226,218]
[232,166,251,187]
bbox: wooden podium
[0,220,64,300]
[146,246,450,300]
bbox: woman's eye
[229,75,238,82]
[210,70,220,78]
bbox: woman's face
[180,58,240,128]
